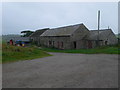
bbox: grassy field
[2,40,120,63]
[2,43,52,63]
[41,45,120,54]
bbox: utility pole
[97,10,100,46]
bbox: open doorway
[105,41,108,45]
[73,41,76,49]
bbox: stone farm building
[87,29,118,48]
[30,23,118,49]
[29,28,49,45]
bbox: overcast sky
[2,2,118,35]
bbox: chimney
[97,10,100,46]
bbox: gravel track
[2,53,118,88]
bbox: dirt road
[2,53,118,88]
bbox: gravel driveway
[2,53,118,88]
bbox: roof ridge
[51,23,83,30]
[40,24,83,36]
[90,29,112,31]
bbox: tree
[21,30,34,37]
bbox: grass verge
[41,45,120,54]
[2,43,52,63]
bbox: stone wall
[70,24,89,41]
[39,25,90,49]
[40,36,71,49]
[98,30,118,45]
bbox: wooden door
[88,41,92,48]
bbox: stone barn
[40,24,90,49]
[30,23,117,49]
[29,28,49,45]
[87,29,118,48]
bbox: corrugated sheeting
[40,24,83,36]
[88,29,113,40]
[30,28,49,37]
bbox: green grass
[41,45,120,54]
[2,40,120,63]
[2,43,52,63]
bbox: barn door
[88,41,92,48]
[73,41,76,49]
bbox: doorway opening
[88,41,92,48]
[105,41,108,45]
[73,41,76,49]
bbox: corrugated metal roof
[88,29,112,40]
[40,24,83,36]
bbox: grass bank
[2,43,52,63]
[41,45,120,54]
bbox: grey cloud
[2,2,118,35]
